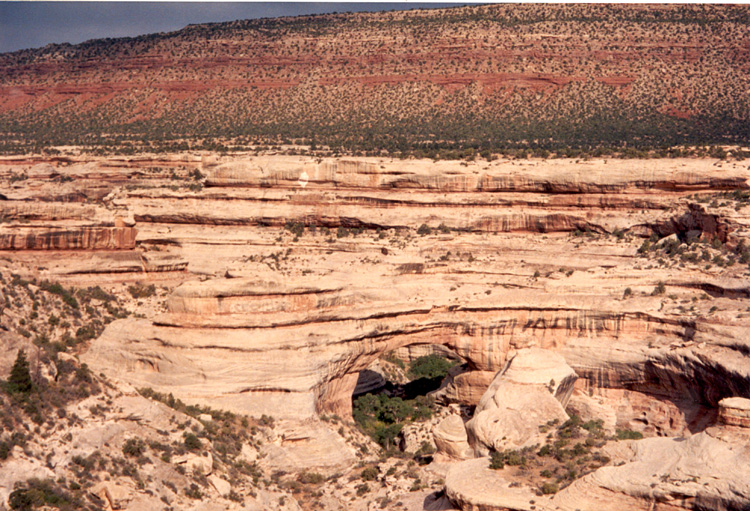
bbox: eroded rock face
[445,424,750,511]
[4,154,750,511]
[550,427,750,511]
[55,154,749,430]
[434,415,473,460]
[445,458,539,511]
[465,349,576,456]
[718,397,750,428]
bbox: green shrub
[489,449,527,470]
[298,471,325,484]
[355,483,369,496]
[284,222,305,236]
[185,483,203,499]
[8,479,82,510]
[74,325,98,342]
[39,281,78,309]
[360,466,379,481]
[122,438,145,458]
[541,481,559,494]
[558,414,582,439]
[616,429,643,440]
[184,433,202,451]
[581,419,604,435]
[408,355,454,380]
[0,441,11,460]
[336,226,350,238]
[382,352,405,370]
[651,282,666,296]
[127,284,156,299]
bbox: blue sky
[0,2,470,54]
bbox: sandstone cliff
[2,153,750,510]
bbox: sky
[0,2,470,54]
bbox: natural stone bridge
[84,273,750,437]
[77,155,750,438]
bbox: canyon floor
[1,152,750,511]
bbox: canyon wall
[3,153,750,510]
[4,154,745,433]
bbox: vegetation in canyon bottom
[352,354,458,452]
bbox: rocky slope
[1,152,750,510]
[1,4,750,153]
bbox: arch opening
[350,344,470,456]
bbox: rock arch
[84,275,750,433]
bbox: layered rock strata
[3,153,750,510]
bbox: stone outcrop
[261,420,356,472]
[465,348,576,456]
[3,153,750,510]
[433,415,473,460]
[445,457,540,511]
[445,397,750,511]
[0,225,137,250]
[550,425,750,511]
[52,154,749,432]
[718,397,750,428]
[91,482,134,510]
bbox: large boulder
[488,347,578,408]
[433,415,473,460]
[466,348,577,456]
[718,396,750,427]
[90,481,134,510]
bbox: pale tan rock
[433,415,473,460]
[353,363,387,396]
[392,344,459,363]
[465,348,576,455]
[238,443,259,463]
[57,351,79,367]
[71,153,750,433]
[6,153,750,511]
[493,348,578,407]
[445,457,541,511]
[401,421,436,454]
[551,430,750,511]
[467,386,568,456]
[0,457,55,506]
[432,369,495,406]
[207,474,231,497]
[260,420,355,472]
[174,453,213,476]
[91,481,133,510]
[718,397,750,427]
[253,489,303,511]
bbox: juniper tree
[7,350,33,394]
